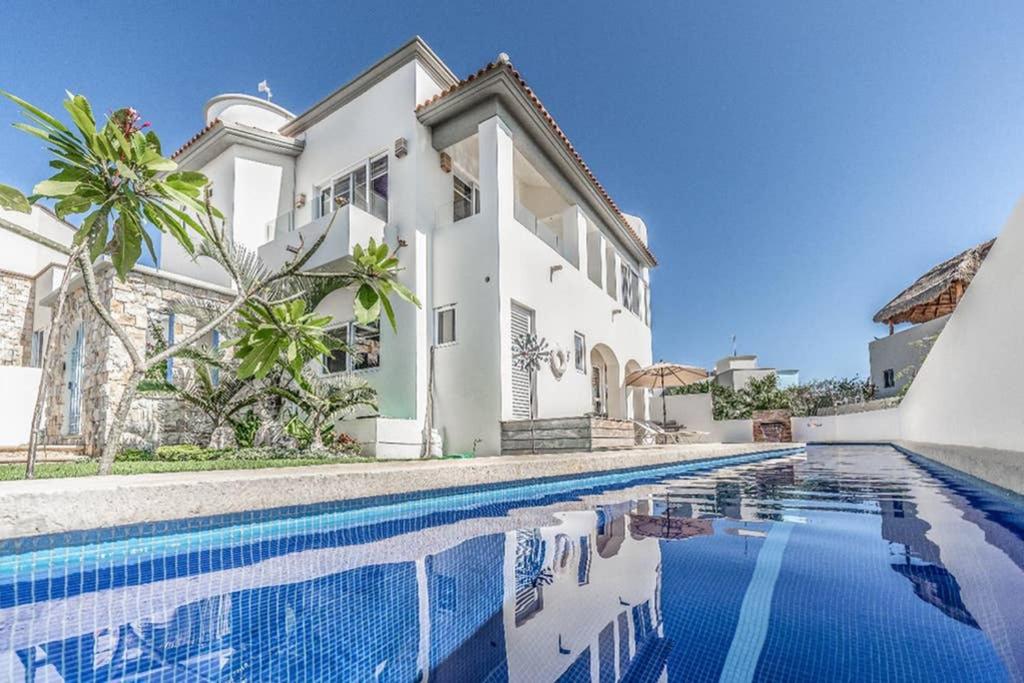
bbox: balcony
[257,204,385,273]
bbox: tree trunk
[25,245,85,479]
[309,417,325,452]
[98,371,144,474]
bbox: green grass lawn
[0,457,374,481]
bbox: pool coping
[0,443,803,540]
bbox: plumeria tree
[1,92,418,475]
[0,92,212,477]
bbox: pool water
[1,444,1023,682]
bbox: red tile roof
[417,58,657,265]
[170,119,221,160]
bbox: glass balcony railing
[265,211,295,242]
[514,201,563,253]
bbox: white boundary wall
[0,367,40,446]
[898,196,1024,452]
[791,408,902,443]
[711,419,754,443]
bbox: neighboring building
[870,239,993,398]
[712,355,796,391]
[776,369,800,389]
[28,37,657,457]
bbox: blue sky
[2,1,1022,380]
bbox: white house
[164,37,656,457]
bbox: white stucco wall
[662,393,714,432]
[791,408,902,443]
[0,366,41,445]
[0,207,73,276]
[899,197,1024,452]
[868,314,949,398]
[710,419,754,443]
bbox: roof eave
[281,36,458,137]
[174,122,305,169]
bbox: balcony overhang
[173,120,305,169]
[257,205,385,273]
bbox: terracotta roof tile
[171,119,221,160]
[417,59,656,265]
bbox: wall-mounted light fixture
[294,193,307,209]
[395,137,408,158]
[440,152,452,173]
[549,264,563,282]
[611,308,623,319]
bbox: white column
[611,251,623,304]
[562,205,587,271]
[595,233,608,295]
[478,116,517,423]
[478,116,515,227]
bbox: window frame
[29,329,44,368]
[322,319,382,375]
[313,152,390,221]
[434,304,457,347]
[452,170,480,222]
[883,368,895,388]
[574,332,586,374]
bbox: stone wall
[43,266,232,455]
[0,270,34,366]
[123,393,214,450]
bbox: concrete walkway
[0,442,803,539]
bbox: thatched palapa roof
[873,239,995,325]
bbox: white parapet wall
[662,394,754,443]
[0,367,41,446]
[898,196,1024,453]
[791,407,902,443]
[711,419,754,443]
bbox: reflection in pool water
[0,445,1022,681]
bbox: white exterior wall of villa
[163,54,653,457]
[431,114,653,455]
[296,60,446,424]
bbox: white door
[510,304,534,419]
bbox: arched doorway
[589,343,622,418]
[624,359,647,421]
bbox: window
[574,332,586,373]
[621,265,640,316]
[351,320,380,370]
[435,305,456,346]
[370,155,389,220]
[314,153,389,221]
[453,174,480,222]
[323,320,381,374]
[30,330,44,368]
[324,326,349,374]
[883,369,895,388]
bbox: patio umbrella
[625,362,708,428]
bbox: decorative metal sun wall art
[512,333,551,373]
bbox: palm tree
[269,371,377,452]
[167,346,266,448]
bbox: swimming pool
[1,444,1022,682]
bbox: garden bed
[0,457,374,481]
